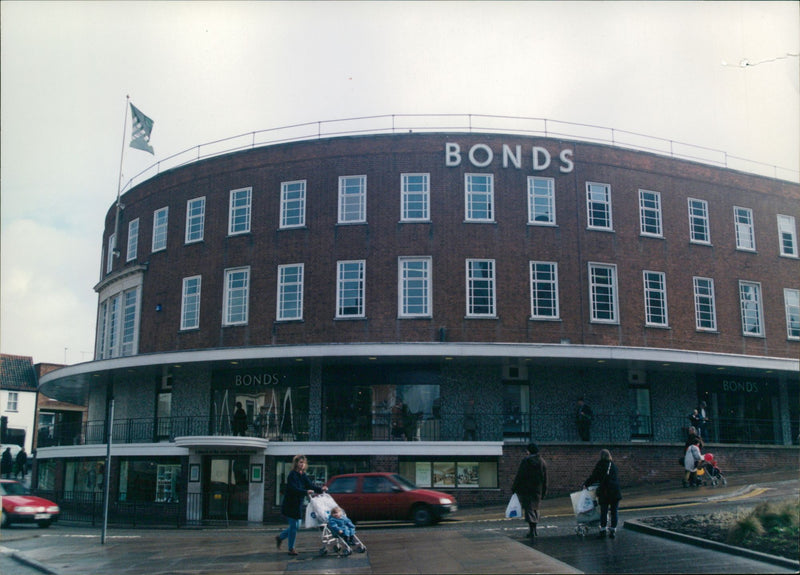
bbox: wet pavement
[1,468,797,574]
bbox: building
[1,354,39,456]
[37,123,799,524]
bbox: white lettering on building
[445,142,575,173]
[234,372,281,386]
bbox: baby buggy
[698,453,727,487]
[305,493,366,557]
[570,484,600,537]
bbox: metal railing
[120,114,799,192]
[40,412,792,447]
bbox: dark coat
[280,470,322,520]
[512,453,548,503]
[584,459,622,504]
[1,449,13,475]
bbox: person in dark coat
[511,443,548,539]
[582,448,623,539]
[275,455,325,556]
[1,447,13,478]
[576,397,593,441]
[232,401,248,436]
[15,448,28,479]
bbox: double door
[204,455,250,520]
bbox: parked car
[324,472,457,526]
[0,479,60,528]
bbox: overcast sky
[1,1,798,366]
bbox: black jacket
[512,454,548,500]
[280,470,322,520]
[584,459,622,504]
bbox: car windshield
[389,474,416,491]
[0,481,30,496]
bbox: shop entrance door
[204,456,250,521]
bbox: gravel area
[641,512,799,561]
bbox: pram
[697,453,727,487]
[570,485,600,537]
[305,493,366,557]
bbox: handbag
[505,493,522,518]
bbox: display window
[399,459,497,489]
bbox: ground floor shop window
[399,459,498,489]
[36,459,57,490]
[698,376,781,443]
[118,458,183,503]
[64,459,105,494]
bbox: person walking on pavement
[1,447,13,478]
[683,436,703,487]
[582,448,622,539]
[276,455,326,556]
[511,442,548,539]
[15,448,28,479]
[576,397,593,441]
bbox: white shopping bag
[570,487,597,516]
[303,492,338,528]
[505,493,522,518]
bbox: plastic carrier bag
[303,493,338,528]
[505,493,522,518]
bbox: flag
[130,103,155,155]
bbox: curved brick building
[38,131,799,524]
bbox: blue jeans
[279,518,301,549]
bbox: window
[337,260,365,318]
[528,177,555,225]
[401,173,430,221]
[639,189,663,237]
[530,261,559,319]
[229,188,252,235]
[399,460,498,489]
[399,257,432,317]
[739,280,764,336]
[223,267,250,325]
[277,264,304,321]
[643,270,668,327]
[152,207,168,252]
[777,214,798,257]
[693,277,717,331]
[185,197,205,243]
[181,276,201,330]
[127,219,139,262]
[688,198,710,244]
[466,259,496,317]
[734,206,755,251]
[588,263,618,323]
[465,174,494,222]
[586,182,612,230]
[96,286,140,359]
[7,391,19,412]
[629,386,652,438]
[280,180,306,228]
[106,233,116,273]
[338,175,366,224]
[785,288,800,340]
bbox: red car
[1,479,60,528]
[324,472,457,526]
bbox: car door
[361,475,404,520]
[326,476,362,519]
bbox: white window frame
[127,218,139,262]
[643,270,668,327]
[784,288,800,340]
[120,289,138,356]
[588,262,619,323]
[228,187,252,235]
[7,391,19,412]
[401,173,430,222]
[638,189,663,237]
[734,206,755,251]
[185,197,206,244]
[223,267,250,326]
[106,233,116,274]
[280,180,307,229]
[466,259,496,317]
[277,263,304,321]
[777,214,798,257]
[530,261,559,319]
[528,177,556,225]
[152,207,169,252]
[688,198,710,245]
[693,277,717,332]
[96,283,141,359]
[399,257,432,318]
[586,182,613,230]
[739,280,764,337]
[338,175,367,224]
[336,260,365,318]
[465,174,494,222]
[180,275,202,330]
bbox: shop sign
[702,375,774,395]
[233,372,281,386]
[445,142,574,173]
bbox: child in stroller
[308,494,366,557]
[327,506,365,552]
[698,453,727,487]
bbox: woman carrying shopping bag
[582,449,622,539]
[276,455,326,556]
[511,443,548,539]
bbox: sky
[1,1,798,366]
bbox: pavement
[1,468,798,574]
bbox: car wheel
[412,504,433,526]
[37,520,52,528]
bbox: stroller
[570,484,600,537]
[305,493,366,557]
[697,453,727,487]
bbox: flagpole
[112,95,130,260]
